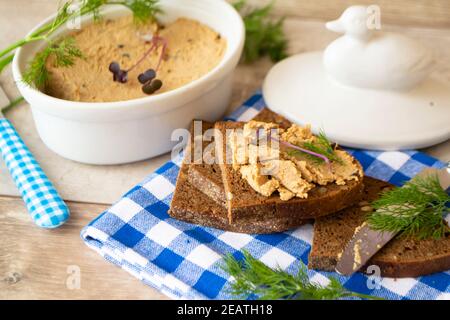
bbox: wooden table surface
[0,0,449,299]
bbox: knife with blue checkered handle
[0,89,69,228]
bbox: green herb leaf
[2,96,25,114]
[368,174,450,239]
[0,54,14,73]
[22,37,83,89]
[124,0,162,24]
[299,130,343,164]
[49,1,75,33]
[22,46,52,89]
[233,0,288,63]
[222,250,381,300]
[232,0,246,12]
[52,37,84,67]
[80,0,106,22]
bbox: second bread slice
[309,176,450,277]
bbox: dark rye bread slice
[169,120,309,233]
[169,121,229,228]
[170,171,310,233]
[251,108,293,129]
[170,126,310,233]
[186,108,291,207]
[309,176,450,277]
[187,164,226,206]
[214,121,364,224]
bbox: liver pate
[45,15,226,102]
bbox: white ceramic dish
[263,52,450,150]
[12,0,244,165]
[263,6,450,150]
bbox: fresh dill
[0,54,14,73]
[222,250,381,300]
[124,0,161,23]
[0,0,161,91]
[22,37,83,89]
[287,129,342,164]
[2,96,25,114]
[303,130,343,164]
[233,0,288,63]
[22,47,51,89]
[368,174,450,239]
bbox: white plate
[263,52,450,150]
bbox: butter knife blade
[335,166,450,276]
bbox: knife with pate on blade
[335,167,450,276]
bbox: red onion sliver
[254,128,331,165]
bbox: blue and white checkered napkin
[81,91,450,300]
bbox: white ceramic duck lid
[262,5,450,150]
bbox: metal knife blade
[335,166,450,276]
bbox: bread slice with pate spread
[309,176,450,277]
[213,113,364,225]
[186,109,294,208]
[169,120,309,233]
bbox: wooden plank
[0,196,167,299]
[232,0,450,29]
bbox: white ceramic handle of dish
[0,118,70,228]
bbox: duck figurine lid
[324,5,435,91]
[263,5,450,150]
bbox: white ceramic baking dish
[12,0,244,164]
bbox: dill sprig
[222,250,381,300]
[123,0,161,23]
[2,96,25,114]
[233,0,288,63]
[0,54,14,73]
[21,48,49,89]
[296,130,343,164]
[52,37,84,67]
[79,0,105,21]
[22,37,83,89]
[368,174,450,239]
[0,0,161,91]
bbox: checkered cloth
[81,92,450,300]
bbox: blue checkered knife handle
[0,118,69,228]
